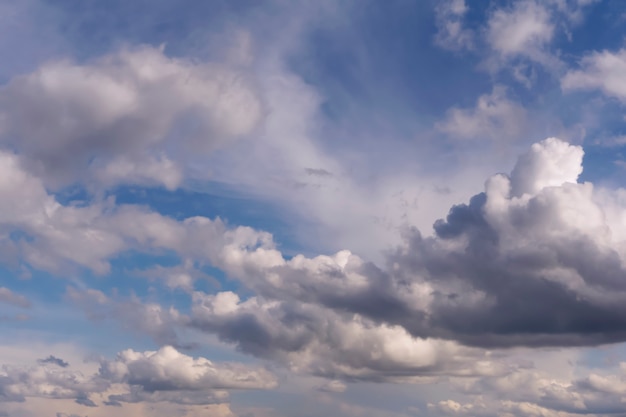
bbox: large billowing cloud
[53,137,626,398]
[8,134,626,362]
[179,138,626,349]
[0,45,262,189]
[189,291,514,382]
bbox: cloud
[433,357,626,416]
[187,138,626,349]
[64,137,626,366]
[487,1,554,59]
[434,0,473,51]
[12,133,626,387]
[0,45,262,189]
[377,138,626,347]
[100,345,277,391]
[0,361,107,404]
[0,287,31,308]
[0,147,278,276]
[189,291,514,382]
[436,86,528,141]
[427,399,487,416]
[316,380,347,393]
[0,345,276,408]
[484,0,559,73]
[562,48,626,103]
[66,288,186,347]
[37,356,69,368]
[99,345,276,405]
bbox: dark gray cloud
[189,291,515,382]
[38,355,69,368]
[74,393,97,407]
[188,138,626,350]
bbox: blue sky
[2,0,626,416]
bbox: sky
[3,0,626,416]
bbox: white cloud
[487,1,554,58]
[0,45,262,189]
[562,48,626,103]
[436,86,528,141]
[103,345,276,390]
[486,0,555,64]
[0,344,276,409]
[509,137,583,196]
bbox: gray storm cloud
[187,138,626,349]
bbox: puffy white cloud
[562,48,626,103]
[509,137,583,196]
[101,345,276,390]
[0,45,262,189]
[99,345,276,405]
[486,1,554,59]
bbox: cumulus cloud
[189,290,518,382]
[0,360,106,404]
[562,48,626,103]
[12,135,626,388]
[99,345,276,405]
[0,345,276,408]
[182,138,626,349]
[486,1,555,60]
[0,45,262,189]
